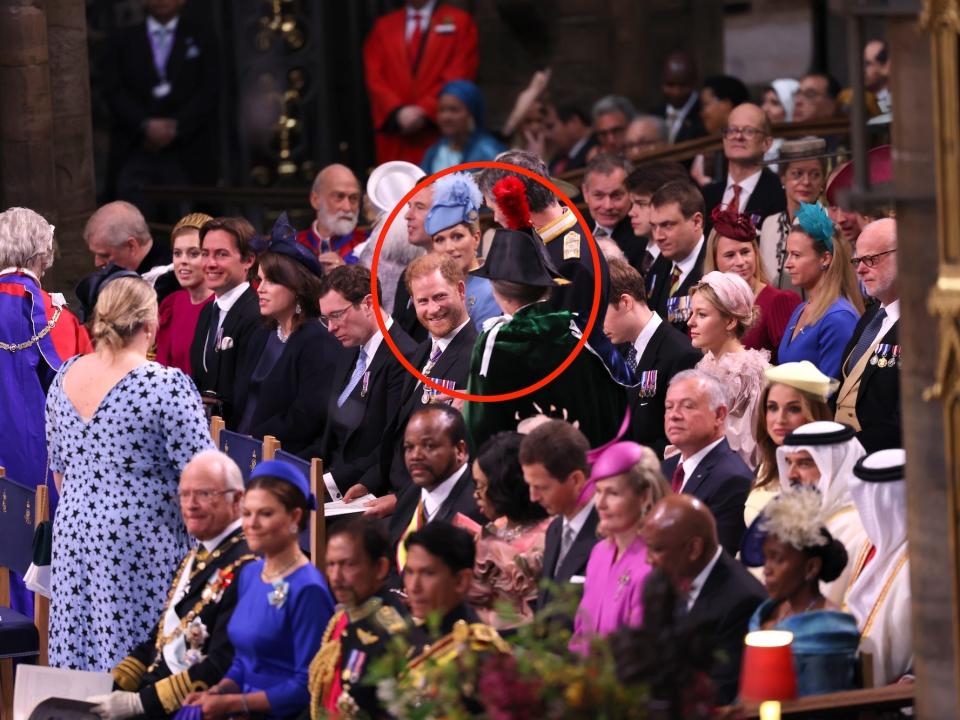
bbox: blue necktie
[624,344,638,373]
[845,308,887,372]
[337,347,367,407]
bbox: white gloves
[88,691,144,720]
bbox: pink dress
[571,536,652,653]
[697,347,770,469]
[155,290,214,375]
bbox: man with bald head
[297,163,365,272]
[91,450,254,719]
[702,103,785,232]
[654,51,706,145]
[643,494,765,704]
[835,218,901,451]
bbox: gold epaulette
[112,656,146,691]
[538,210,578,243]
[408,620,511,670]
[155,672,207,714]
[308,610,348,720]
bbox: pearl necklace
[276,326,290,343]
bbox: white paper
[324,494,377,517]
[14,665,113,720]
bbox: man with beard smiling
[388,405,484,573]
[297,164,365,273]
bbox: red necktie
[671,463,685,493]
[727,183,742,212]
[669,264,683,296]
[407,13,423,65]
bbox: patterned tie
[594,226,610,239]
[641,249,656,276]
[624,344,638,373]
[407,11,424,64]
[671,462,685,493]
[422,342,442,375]
[556,523,577,570]
[203,302,221,374]
[669,264,683,296]
[337,347,367,407]
[845,308,887,373]
[727,183,742,212]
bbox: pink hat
[825,145,892,208]
[590,441,646,482]
[695,271,755,319]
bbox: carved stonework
[921,0,960,31]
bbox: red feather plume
[492,176,531,230]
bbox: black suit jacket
[702,168,786,235]
[119,528,255,715]
[625,320,702,457]
[233,320,346,455]
[652,97,707,145]
[387,465,485,553]
[190,286,262,427]
[680,551,766,705]
[548,135,598,176]
[662,439,752,554]
[535,507,600,613]
[837,309,901,452]
[303,324,418,495]
[589,215,649,272]
[646,241,707,334]
[391,275,428,345]
[101,14,218,186]
[382,322,479,493]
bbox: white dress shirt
[632,312,663,361]
[679,436,725,490]
[876,298,900,340]
[421,462,468,520]
[562,498,595,536]
[720,169,762,213]
[686,545,723,612]
[405,0,436,40]
[666,91,698,144]
[213,282,250,332]
[672,235,705,290]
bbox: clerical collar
[200,518,242,554]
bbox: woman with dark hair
[234,214,343,454]
[421,80,506,174]
[741,488,860,696]
[184,460,335,718]
[468,431,551,629]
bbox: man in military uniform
[88,451,255,719]
[401,523,511,712]
[307,517,409,719]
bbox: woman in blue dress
[184,460,334,718]
[777,203,863,379]
[424,172,502,330]
[740,488,861,696]
[421,80,506,174]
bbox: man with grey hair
[591,94,636,156]
[624,115,667,162]
[297,163,365,273]
[89,450,254,719]
[661,369,752,553]
[582,152,648,270]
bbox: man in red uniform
[363,0,479,165]
[296,164,365,272]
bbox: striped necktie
[669,264,683,295]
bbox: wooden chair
[216,426,281,484]
[0,469,49,720]
[209,415,225,446]
[275,451,326,573]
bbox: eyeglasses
[849,248,897,268]
[785,168,824,182]
[595,125,626,138]
[178,489,238,504]
[721,126,766,139]
[320,304,354,327]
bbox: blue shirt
[777,297,859,380]
[225,560,334,717]
[464,275,501,331]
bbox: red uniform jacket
[363,4,479,165]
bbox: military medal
[877,344,889,368]
[889,345,900,368]
[563,231,581,260]
[360,371,370,398]
[639,370,657,398]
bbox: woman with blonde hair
[704,207,801,362]
[45,276,213,670]
[778,203,863,378]
[571,442,670,653]
[688,271,771,467]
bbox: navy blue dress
[224,560,334,717]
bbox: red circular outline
[370,160,600,403]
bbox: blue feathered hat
[424,172,483,237]
[793,202,834,252]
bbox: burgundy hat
[825,145,891,208]
[590,441,646,482]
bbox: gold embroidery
[860,552,908,639]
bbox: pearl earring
[289,523,298,535]
[295,303,302,315]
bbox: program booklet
[14,666,112,720]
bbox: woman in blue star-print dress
[44,276,213,670]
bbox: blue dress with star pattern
[44,359,214,670]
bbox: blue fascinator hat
[249,459,317,510]
[424,172,483,236]
[251,212,324,278]
[793,202,834,252]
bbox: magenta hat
[590,441,646,482]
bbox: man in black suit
[652,52,707,146]
[623,161,692,279]
[834,218,901,452]
[701,103,786,234]
[310,265,417,503]
[519,420,598,616]
[642,495,765,705]
[646,180,707,334]
[190,217,260,427]
[101,0,218,221]
[604,259,701,456]
[582,153,649,271]
[391,183,432,345]
[92,450,255,718]
[383,254,478,493]
[661,370,752,554]
[544,102,596,176]
[388,405,484,570]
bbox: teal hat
[424,172,482,236]
[249,459,316,510]
[793,202,834,252]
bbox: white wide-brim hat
[366,161,424,215]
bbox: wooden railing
[727,683,914,719]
